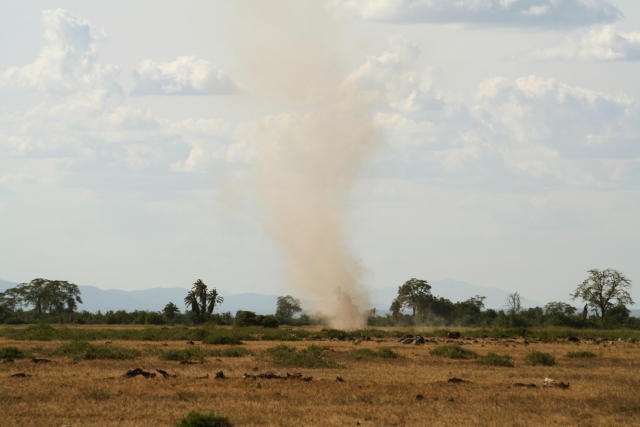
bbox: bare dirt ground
[1,335,639,426]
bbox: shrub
[0,346,30,359]
[52,341,140,360]
[478,352,514,367]
[524,351,556,366]
[429,345,478,360]
[173,411,233,427]
[566,351,596,358]
[265,345,341,368]
[202,335,243,345]
[261,315,279,329]
[160,346,251,361]
[352,347,399,359]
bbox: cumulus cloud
[331,0,622,28]
[0,9,121,95]
[131,56,242,96]
[349,38,639,189]
[528,25,640,61]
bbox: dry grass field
[1,330,640,426]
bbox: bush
[429,345,478,359]
[173,411,233,427]
[524,351,556,366]
[566,351,596,358]
[0,346,30,359]
[265,345,341,368]
[52,341,140,360]
[478,352,514,367]
[261,315,279,329]
[160,346,251,361]
[352,347,399,359]
[202,335,243,345]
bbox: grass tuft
[566,351,596,358]
[160,346,250,361]
[524,351,556,366]
[478,352,514,367]
[430,345,478,359]
[0,346,31,359]
[52,341,140,360]
[173,411,233,427]
[352,347,399,359]
[265,345,341,368]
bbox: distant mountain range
[2,278,638,317]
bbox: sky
[1,0,639,309]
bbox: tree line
[0,269,636,329]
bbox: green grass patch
[429,345,478,359]
[51,341,140,360]
[173,411,233,427]
[0,346,31,359]
[524,351,556,366]
[566,351,596,358]
[159,346,251,361]
[351,347,399,359]
[265,345,341,368]
[202,335,243,345]
[478,352,514,367]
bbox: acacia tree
[504,292,522,315]
[0,279,82,315]
[276,295,302,318]
[391,278,432,318]
[571,269,633,320]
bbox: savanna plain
[1,325,640,427]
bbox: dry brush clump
[429,345,478,359]
[524,351,556,366]
[265,344,342,368]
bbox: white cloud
[0,9,121,95]
[131,56,242,96]
[529,25,640,61]
[331,0,622,28]
[348,38,639,189]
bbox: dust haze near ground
[226,3,382,328]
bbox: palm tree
[192,279,208,314]
[206,288,224,315]
[163,302,180,320]
[184,290,200,317]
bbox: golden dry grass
[1,335,640,426]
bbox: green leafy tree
[393,278,432,317]
[276,295,302,318]
[0,279,82,315]
[571,269,633,320]
[544,301,576,316]
[162,302,180,320]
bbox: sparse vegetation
[265,344,341,368]
[478,352,514,367]
[160,346,251,361]
[566,351,596,358]
[430,345,478,359]
[51,341,140,360]
[0,346,31,359]
[352,347,399,359]
[524,351,556,366]
[173,411,233,427]
[202,335,243,345]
